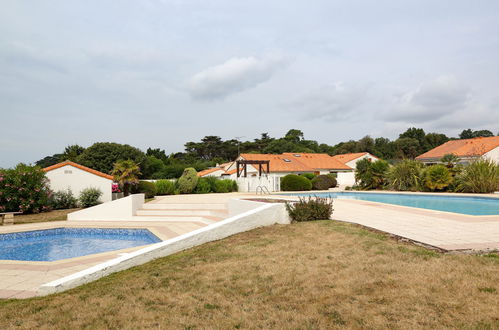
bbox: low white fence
[236,175,281,193]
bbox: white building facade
[43,161,113,203]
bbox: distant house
[416,136,499,165]
[331,152,379,169]
[198,152,378,186]
[43,161,114,202]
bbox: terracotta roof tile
[197,168,225,177]
[416,136,499,160]
[239,154,312,172]
[240,153,352,172]
[43,161,114,180]
[331,152,378,164]
[283,153,352,170]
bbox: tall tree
[77,142,146,174]
[60,144,85,162]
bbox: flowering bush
[112,183,121,193]
[0,164,52,214]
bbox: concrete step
[136,209,228,217]
[131,215,222,224]
[142,203,227,210]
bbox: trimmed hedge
[311,175,336,190]
[301,173,316,181]
[281,174,312,191]
[178,168,198,194]
[195,178,212,194]
[135,181,157,198]
[155,179,175,195]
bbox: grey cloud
[187,56,287,100]
[386,76,471,123]
[290,83,369,122]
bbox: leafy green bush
[195,178,212,194]
[135,181,157,198]
[155,180,175,195]
[355,159,390,190]
[214,179,235,193]
[231,180,238,192]
[78,188,103,208]
[424,165,452,191]
[177,168,199,194]
[0,164,52,214]
[311,175,336,190]
[301,173,316,180]
[51,189,78,209]
[456,158,499,193]
[388,160,423,191]
[281,174,312,191]
[286,196,333,222]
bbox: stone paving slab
[333,198,499,251]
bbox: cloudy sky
[1,0,499,168]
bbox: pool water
[0,228,161,261]
[286,192,499,216]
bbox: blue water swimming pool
[285,192,499,216]
[0,228,161,261]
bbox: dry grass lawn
[0,220,498,329]
[11,209,77,225]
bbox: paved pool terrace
[1,192,498,299]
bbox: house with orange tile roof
[197,167,226,177]
[416,136,499,165]
[331,152,379,169]
[43,161,114,202]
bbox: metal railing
[255,186,270,195]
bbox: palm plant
[424,165,452,191]
[440,153,460,168]
[456,158,499,193]
[388,160,423,191]
[111,160,141,196]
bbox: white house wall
[45,165,113,202]
[337,172,356,186]
[484,146,499,163]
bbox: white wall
[39,201,291,295]
[345,154,378,169]
[236,175,281,192]
[337,171,356,186]
[45,165,113,202]
[68,194,144,221]
[484,146,499,163]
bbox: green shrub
[456,158,499,193]
[424,165,452,191]
[214,179,234,193]
[155,180,175,195]
[195,178,212,194]
[311,175,336,190]
[51,189,78,209]
[301,173,316,180]
[78,188,103,208]
[355,159,390,190]
[231,180,238,192]
[178,168,198,194]
[0,164,52,213]
[388,160,423,191]
[281,174,312,191]
[286,196,333,222]
[135,181,157,198]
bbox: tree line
[34,128,498,179]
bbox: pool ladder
[256,186,270,195]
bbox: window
[64,170,72,174]
[283,158,291,162]
[293,154,301,157]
